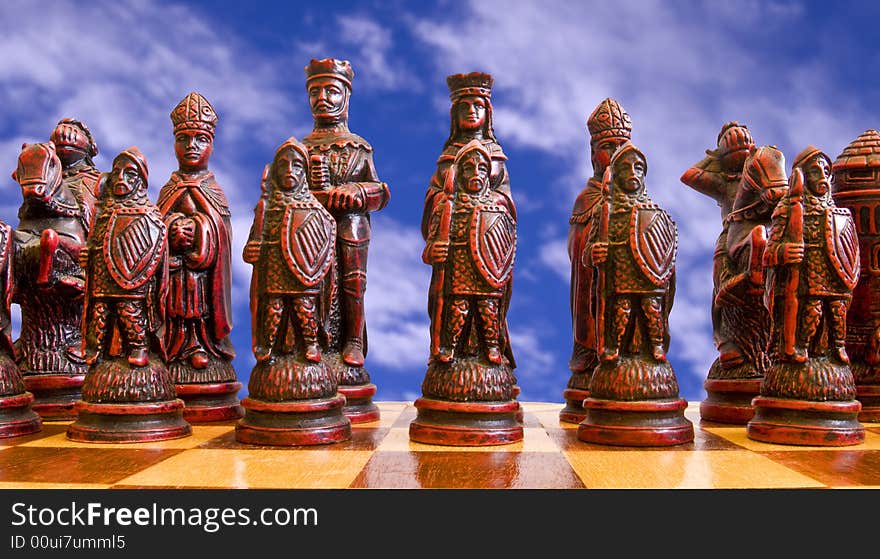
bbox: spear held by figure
[782,167,804,361]
[593,166,613,358]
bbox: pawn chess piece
[0,219,42,438]
[578,142,694,446]
[831,130,880,422]
[410,138,521,446]
[561,98,633,424]
[236,137,350,446]
[301,58,390,423]
[67,147,191,443]
[158,92,242,422]
[747,146,864,446]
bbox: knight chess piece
[301,58,390,423]
[578,142,694,446]
[67,147,191,443]
[158,92,242,422]
[747,146,864,446]
[561,98,633,424]
[11,123,98,420]
[409,137,521,446]
[236,137,351,445]
[831,129,880,422]
[0,219,42,438]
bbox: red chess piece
[67,147,191,443]
[301,58,390,423]
[747,146,864,446]
[158,92,243,423]
[236,137,350,446]
[577,142,694,447]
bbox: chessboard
[2,401,880,489]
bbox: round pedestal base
[559,388,590,424]
[176,382,244,423]
[578,397,694,447]
[856,384,880,423]
[235,395,351,446]
[409,397,523,446]
[67,400,192,443]
[23,374,85,420]
[0,392,42,438]
[700,378,761,424]
[337,383,379,423]
[747,396,865,446]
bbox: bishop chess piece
[237,137,350,445]
[301,58,390,423]
[562,98,632,424]
[748,146,865,446]
[11,123,97,419]
[158,92,242,422]
[578,142,694,446]
[67,147,191,443]
[410,138,521,446]
[831,129,880,422]
[0,219,42,438]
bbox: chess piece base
[409,397,523,446]
[176,381,244,423]
[236,395,351,446]
[67,399,192,443]
[747,396,865,446]
[559,388,590,424]
[0,392,42,438]
[578,397,694,447]
[700,378,761,424]
[337,383,380,423]
[23,374,85,420]
[856,383,880,423]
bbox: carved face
[274,149,307,192]
[719,148,750,175]
[51,122,93,167]
[613,150,646,193]
[111,158,143,197]
[591,136,628,176]
[456,96,487,131]
[458,152,490,194]
[308,77,349,120]
[803,155,831,196]
[174,129,213,172]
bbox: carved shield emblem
[104,208,166,290]
[470,205,516,289]
[281,203,335,287]
[826,208,860,290]
[630,206,677,286]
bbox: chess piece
[561,98,632,424]
[747,146,864,446]
[236,137,350,445]
[10,129,97,419]
[67,147,191,443]
[410,139,521,446]
[0,219,42,438]
[157,92,242,422]
[831,129,880,422]
[578,142,694,446]
[302,58,390,423]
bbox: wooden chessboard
[2,401,880,489]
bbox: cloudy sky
[1,0,878,403]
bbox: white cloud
[336,15,412,91]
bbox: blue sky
[1,0,879,403]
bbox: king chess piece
[301,58,390,423]
[410,137,521,446]
[67,147,191,443]
[831,129,880,422]
[157,92,242,422]
[747,146,865,446]
[0,219,42,438]
[578,142,694,446]
[237,137,351,445]
[11,122,98,420]
[561,98,632,424]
